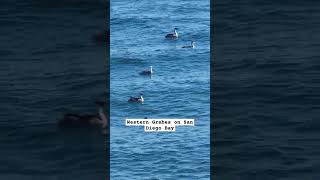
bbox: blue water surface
[110,0,210,179]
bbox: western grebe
[165,28,178,39]
[182,41,195,48]
[128,95,144,103]
[140,66,153,75]
[59,101,107,128]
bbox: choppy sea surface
[0,0,107,179]
[215,0,320,179]
[110,0,210,179]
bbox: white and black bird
[182,41,196,48]
[165,28,178,39]
[59,101,108,128]
[140,66,153,75]
[128,94,144,103]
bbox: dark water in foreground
[0,0,107,179]
[215,1,320,179]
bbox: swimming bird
[59,101,107,128]
[182,41,195,48]
[128,94,144,103]
[165,28,178,39]
[140,66,153,75]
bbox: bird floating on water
[140,66,153,75]
[182,41,195,48]
[165,28,178,39]
[59,101,108,128]
[128,94,144,103]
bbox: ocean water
[214,0,320,179]
[0,0,107,179]
[110,0,210,179]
